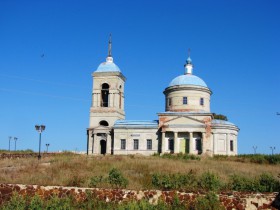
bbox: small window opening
[200,98,204,106]
[147,139,152,150]
[168,98,172,106]
[230,140,234,151]
[183,97,188,105]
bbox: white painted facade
[87,41,239,156]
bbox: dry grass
[0,153,279,190]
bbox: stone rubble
[0,184,278,209]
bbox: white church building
[86,38,239,156]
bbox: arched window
[99,120,109,126]
[101,83,109,107]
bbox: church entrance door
[100,140,107,154]
[180,139,186,153]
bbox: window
[121,139,126,150]
[230,140,234,151]
[168,139,174,151]
[183,97,188,105]
[168,98,172,106]
[133,139,139,150]
[147,139,152,150]
[101,83,109,107]
[200,98,204,106]
[196,139,202,151]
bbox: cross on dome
[184,48,193,74]
[106,34,113,63]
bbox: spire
[106,34,113,63]
[184,48,193,74]
[108,33,112,57]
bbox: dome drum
[164,88,211,112]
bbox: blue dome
[169,74,207,87]
[95,61,121,72]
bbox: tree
[213,113,228,121]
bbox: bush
[151,170,197,190]
[198,171,222,192]
[266,155,280,164]
[258,173,280,192]
[29,194,44,209]
[161,153,201,161]
[229,174,257,192]
[1,192,26,210]
[45,195,72,209]
[108,168,128,188]
[229,173,280,192]
[89,175,104,188]
[194,192,225,210]
[66,175,84,187]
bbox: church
[86,38,239,156]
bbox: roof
[211,119,235,126]
[95,61,121,73]
[114,120,159,129]
[169,74,207,88]
[158,111,212,116]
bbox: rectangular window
[168,139,174,151]
[168,98,172,106]
[230,140,234,151]
[121,139,126,150]
[200,98,204,106]
[183,97,188,105]
[196,139,202,151]
[133,139,139,150]
[147,139,152,150]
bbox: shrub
[108,168,128,188]
[89,175,104,188]
[266,155,280,164]
[229,174,257,192]
[45,195,72,209]
[66,174,84,187]
[151,170,197,190]
[161,153,201,161]
[1,192,26,210]
[29,194,44,209]
[199,171,222,192]
[258,173,280,192]
[229,173,280,192]
[194,192,224,210]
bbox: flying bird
[41,53,45,58]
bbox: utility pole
[253,146,257,154]
[46,143,50,153]
[14,137,18,151]
[8,136,12,152]
[270,146,276,155]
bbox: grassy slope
[0,153,279,190]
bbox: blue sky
[0,0,279,154]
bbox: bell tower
[87,35,126,155]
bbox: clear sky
[0,0,279,154]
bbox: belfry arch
[101,83,109,107]
[99,120,109,126]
